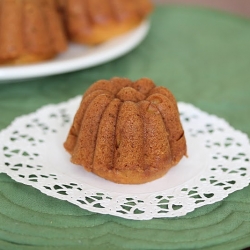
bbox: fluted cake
[64,78,187,184]
[58,0,153,45]
[0,0,67,65]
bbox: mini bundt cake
[58,0,153,45]
[0,0,68,65]
[64,78,187,184]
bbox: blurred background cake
[0,0,68,65]
[58,0,153,45]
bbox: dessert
[64,78,187,184]
[0,0,67,65]
[59,0,153,45]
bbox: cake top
[83,77,177,104]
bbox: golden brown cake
[0,0,68,65]
[64,78,187,184]
[58,0,153,45]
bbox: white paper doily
[0,96,249,220]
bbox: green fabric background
[0,6,250,250]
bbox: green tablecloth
[0,6,250,250]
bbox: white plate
[0,20,149,82]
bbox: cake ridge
[93,98,122,173]
[70,93,113,169]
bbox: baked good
[64,77,187,184]
[0,0,67,65]
[58,0,153,45]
